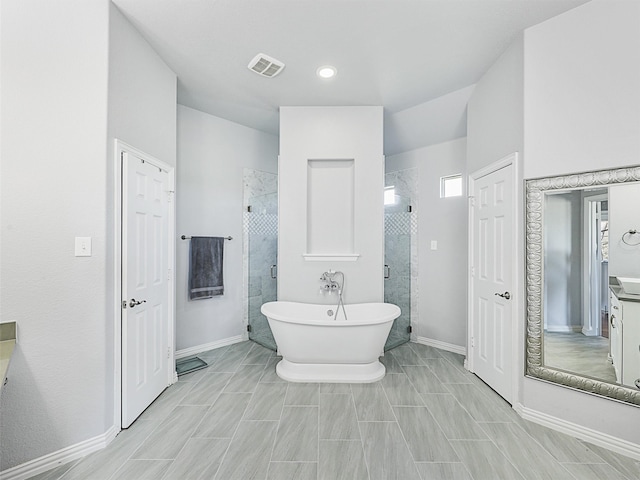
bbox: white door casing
[468,153,518,404]
[119,144,175,428]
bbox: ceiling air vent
[248,53,285,78]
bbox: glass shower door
[384,193,412,351]
[247,191,278,351]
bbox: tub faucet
[320,270,347,320]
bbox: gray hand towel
[189,237,224,300]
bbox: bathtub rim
[260,301,400,326]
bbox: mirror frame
[525,165,640,406]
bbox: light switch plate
[75,237,92,257]
[430,240,438,251]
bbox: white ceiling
[113,0,589,136]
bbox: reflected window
[384,186,395,205]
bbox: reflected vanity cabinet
[609,287,640,389]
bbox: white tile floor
[31,341,640,480]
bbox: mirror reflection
[541,182,640,390]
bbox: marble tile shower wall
[243,169,278,340]
[385,168,419,336]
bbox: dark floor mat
[176,356,208,376]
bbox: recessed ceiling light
[316,65,337,79]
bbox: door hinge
[407,325,412,334]
[122,300,127,309]
[247,324,252,333]
[167,347,170,359]
[471,336,475,348]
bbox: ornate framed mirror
[525,165,640,405]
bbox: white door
[122,152,170,427]
[470,162,513,403]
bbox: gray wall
[468,0,640,445]
[386,138,468,348]
[0,0,111,470]
[176,105,278,351]
[609,183,640,278]
[0,0,177,471]
[543,192,583,331]
[467,34,524,174]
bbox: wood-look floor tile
[267,462,317,480]
[243,344,274,365]
[393,407,459,462]
[209,342,253,372]
[214,421,278,480]
[415,462,473,480]
[515,420,604,463]
[132,405,209,459]
[192,392,251,438]
[381,373,424,406]
[61,419,158,480]
[110,460,172,480]
[445,383,514,422]
[223,363,266,393]
[319,383,351,393]
[350,383,395,421]
[380,352,405,373]
[560,461,634,480]
[319,393,360,440]
[408,342,444,359]
[29,460,79,480]
[271,406,319,461]
[389,344,425,366]
[178,372,232,405]
[259,357,286,383]
[402,366,449,394]
[421,394,487,440]
[161,437,229,479]
[450,440,525,480]
[319,440,369,480]
[284,383,319,405]
[244,383,287,421]
[479,422,575,479]
[580,442,640,480]
[423,358,474,384]
[436,350,467,372]
[359,421,422,480]
[138,381,195,422]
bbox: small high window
[440,174,462,198]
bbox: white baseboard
[0,425,119,480]
[415,336,466,356]
[514,403,640,461]
[175,335,244,359]
[545,325,583,333]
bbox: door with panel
[470,163,514,403]
[121,151,171,427]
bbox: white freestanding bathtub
[261,301,400,383]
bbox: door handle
[384,264,390,279]
[129,298,147,308]
[270,265,277,279]
[495,291,511,300]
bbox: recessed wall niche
[306,159,355,256]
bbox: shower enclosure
[243,169,278,351]
[384,170,418,351]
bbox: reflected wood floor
[544,331,617,384]
[31,341,639,480]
